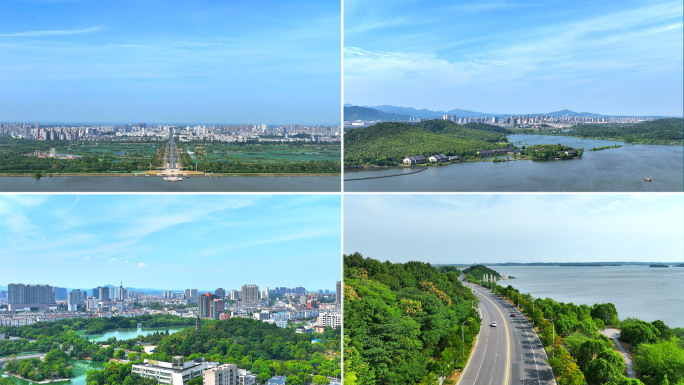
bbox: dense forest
[344,253,480,385]
[344,120,508,166]
[561,118,684,145]
[490,282,684,385]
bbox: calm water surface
[81,326,187,342]
[345,135,683,192]
[489,265,684,327]
[0,175,340,192]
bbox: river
[0,175,340,192]
[345,135,683,192]
[488,265,684,327]
[0,326,188,384]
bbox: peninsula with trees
[344,120,582,167]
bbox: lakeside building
[132,356,212,385]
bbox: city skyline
[0,194,341,289]
[0,0,341,124]
[345,0,684,116]
[344,194,684,263]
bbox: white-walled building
[132,356,212,385]
[203,363,237,385]
[317,312,341,328]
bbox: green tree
[312,374,330,385]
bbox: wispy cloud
[0,26,104,37]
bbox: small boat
[163,176,183,182]
[644,177,652,182]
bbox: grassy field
[188,142,341,164]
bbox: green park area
[180,142,341,174]
[0,137,164,175]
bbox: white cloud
[138,262,148,268]
[81,256,91,261]
[0,26,104,37]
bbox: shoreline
[345,156,581,171]
[0,172,341,177]
[1,371,70,384]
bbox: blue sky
[344,194,684,263]
[345,0,683,116]
[0,0,341,124]
[0,195,341,291]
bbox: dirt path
[600,328,636,378]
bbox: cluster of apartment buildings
[2,282,342,331]
[0,122,341,144]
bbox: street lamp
[531,298,535,326]
[462,319,472,358]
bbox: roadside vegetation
[471,272,684,385]
[343,253,479,385]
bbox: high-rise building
[210,299,224,320]
[230,290,239,301]
[185,288,198,303]
[53,287,67,301]
[203,363,237,385]
[215,288,226,300]
[68,290,84,311]
[108,286,117,300]
[241,285,259,304]
[98,286,110,302]
[8,283,56,311]
[118,282,127,301]
[336,281,341,305]
[199,292,222,319]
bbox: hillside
[568,118,683,144]
[344,120,507,166]
[344,106,410,121]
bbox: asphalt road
[459,283,556,385]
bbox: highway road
[459,282,556,385]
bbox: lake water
[489,265,684,327]
[345,135,683,192]
[81,325,187,342]
[0,175,340,192]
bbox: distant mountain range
[344,104,673,120]
[344,106,410,121]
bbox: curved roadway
[459,283,556,385]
